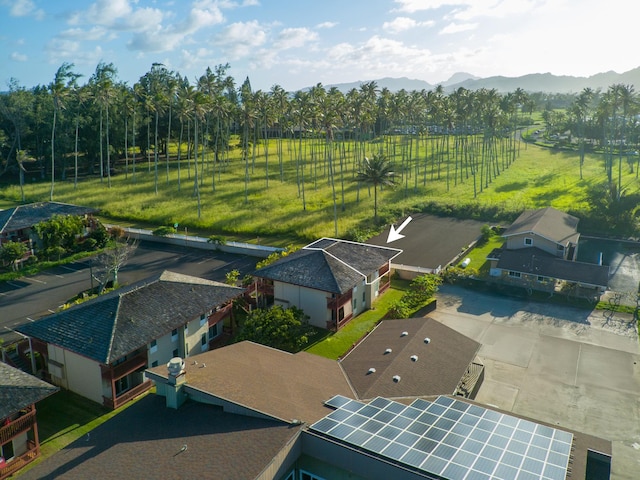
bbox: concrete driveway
[430,285,640,480]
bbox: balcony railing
[103,379,152,409]
[101,352,147,381]
[0,440,38,480]
[0,409,35,445]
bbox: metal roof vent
[393,375,401,383]
[385,348,393,354]
[368,367,377,374]
[167,357,185,377]
[410,355,418,362]
[424,337,431,344]
[401,331,409,337]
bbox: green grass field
[1,135,638,245]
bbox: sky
[0,0,637,92]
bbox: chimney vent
[167,357,185,377]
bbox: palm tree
[356,152,395,221]
[49,62,80,200]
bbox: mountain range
[321,67,640,94]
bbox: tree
[0,241,29,270]
[93,239,138,293]
[355,152,396,221]
[33,214,85,259]
[235,305,313,352]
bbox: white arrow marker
[387,216,413,243]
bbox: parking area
[578,236,640,296]
[367,214,486,270]
[430,284,640,480]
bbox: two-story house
[0,362,58,480]
[16,271,243,409]
[487,207,609,295]
[253,238,402,331]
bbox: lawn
[305,279,412,360]
[456,233,505,276]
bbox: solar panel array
[311,395,573,480]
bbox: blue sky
[0,0,636,91]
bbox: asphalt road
[0,241,258,345]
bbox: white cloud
[439,22,478,34]
[45,38,104,67]
[214,20,267,58]
[274,28,318,50]
[393,0,452,13]
[10,52,28,62]
[5,0,44,19]
[383,16,434,34]
[59,26,109,41]
[316,21,338,29]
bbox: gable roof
[340,318,481,400]
[495,247,610,287]
[0,362,58,419]
[146,341,355,425]
[502,207,580,245]
[16,271,243,365]
[0,202,98,235]
[254,237,402,294]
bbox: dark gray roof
[0,202,98,235]
[254,237,402,294]
[0,362,58,419]
[340,317,481,400]
[18,394,300,480]
[495,247,610,287]
[16,271,243,365]
[503,207,580,245]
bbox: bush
[89,225,110,248]
[152,226,176,237]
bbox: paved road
[0,242,258,345]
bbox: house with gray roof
[16,271,243,409]
[487,207,610,296]
[253,238,402,331]
[0,362,58,480]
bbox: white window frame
[508,271,521,278]
[524,237,533,246]
[150,339,158,354]
[171,329,178,342]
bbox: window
[201,333,208,351]
[172,348,179,358]
[363,291,366,303]
[150,339,158,354]
[151,360,158,367]
[537,276,545,282]
[115,376,129,395]
[508,271,521,278]
[524,237,533,246]
[171,329,178,342]
[300,471,326,480]
[353,298,357,311]
[338,306,345,321]
[200,313,207,327]
[283,472,294,480]
[557,244,565,251]
[1,440,15,461]
[208,324,218,339]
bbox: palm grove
[1,61,639,240]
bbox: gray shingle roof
[502,207,580,245]
[495,247,610,287]
[16,271,243,365]
[0,202,98,235]
[340,317,481,400]
[0,362,58,419]
[254,238,402,294]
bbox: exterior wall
[148,328,183,367]
[351,281,366,317]
[273,282,332,329]
[11,432,28,457]
[47,345,103,404]
[184,315,211,358]
[505,233,561,257]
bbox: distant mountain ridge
[319,67,640,94]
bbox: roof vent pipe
[401,331,408,337]
[410,355,418,362]
[424,337,431,344]
[393,375,401,383]
[385,348,392,354]
[368,367,376,374]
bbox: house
[18,321,611,480]
[487,207,610,295]
[253,238,402,331]
[15,270,243,409]
[0,201,99,266]
[0,362,58,480]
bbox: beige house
[254,238,402,331]
[16,271,243,409]
[488,208,609,295]
[0,362,58,480]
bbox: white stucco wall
[47,345,103,404]
[273,281,330,329]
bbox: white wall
[48,345,103,404]
[274,282,330,329]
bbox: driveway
[367,214,486,270]
[578,236,640,296]
[430,285,640,480]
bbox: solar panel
[309,395,574,480]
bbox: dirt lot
[431,284,640,480]
[367,213,486,270]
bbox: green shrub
[152,226,176,236]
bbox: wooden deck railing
[0,441,38,480]
[102,380,152,410]
[0,409,35,445]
